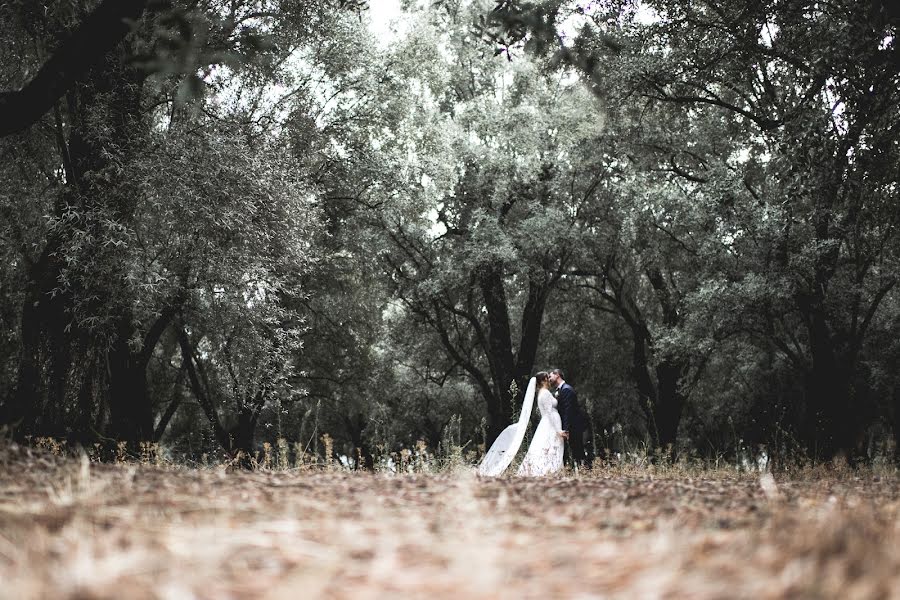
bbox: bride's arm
[542,390,565,434]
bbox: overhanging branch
[0,0,150,137]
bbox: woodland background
[1,0,899,468]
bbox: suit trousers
[566,429,587,470]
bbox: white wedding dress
[516,388,564,477]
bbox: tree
[0,0,363,452]
[363,5,610,444]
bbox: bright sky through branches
[367,0,405,45]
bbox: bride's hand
[559,431,569,439]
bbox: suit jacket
[555,383,583,433]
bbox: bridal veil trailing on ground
[477,377,536,476]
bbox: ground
[0,444,898,599]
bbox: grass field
[1,443,898,599]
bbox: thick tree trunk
[483,392,508,446]
[7,284,44,434]
[892,385,900,465]
[230,409,257,462]
[513,277,549,393]
[806,341,853,459]
[604,264,689,457]
[478,268,549,445]
[479,265,517,425]
[345,413,374,470]
[618,300,658,445]
[654,360,687,454]
[8,245,74,437]
[801,295,856,460]
[645,266,687,457]
[72,349,100,443]
[107,309,176,444]
[107,341,153,445]
[421,415,445,452]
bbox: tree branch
[0,0,150,137]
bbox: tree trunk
[801,295,855,460]
[483,391,508,447]
[603,264,689,457]
[806,346,852,460]
[478,268,549,445]
[654,360,687,455]
[892,385,900,465]
[153,366,185,442]
[72,349,100,443]
[645,266,687,458]
[177,325,232,453]
[8,245,73,438]
[230,409,257,464]
[618,299,659,446]
[479,264,517,427]
[107,308,176,444]
[345,413,374,470]
[7,281,45,434]
[107,337,153,445]
[513,276,550,393]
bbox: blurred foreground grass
[0,442,898,599]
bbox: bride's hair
[535,371,549,386]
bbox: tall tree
[365,4,609,443]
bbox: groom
[549,368,587,470]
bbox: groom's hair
[550,368,565,379]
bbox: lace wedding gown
[516,388,564,477]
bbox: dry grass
[1,443,899,599]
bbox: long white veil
[477,377,536,477]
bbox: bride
[477,372,565,477]
[516,371,565,476]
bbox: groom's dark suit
[556,382,586,468]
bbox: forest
[1,0,899,468]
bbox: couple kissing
[478,368,587,477]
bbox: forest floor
[1,444,899,599]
